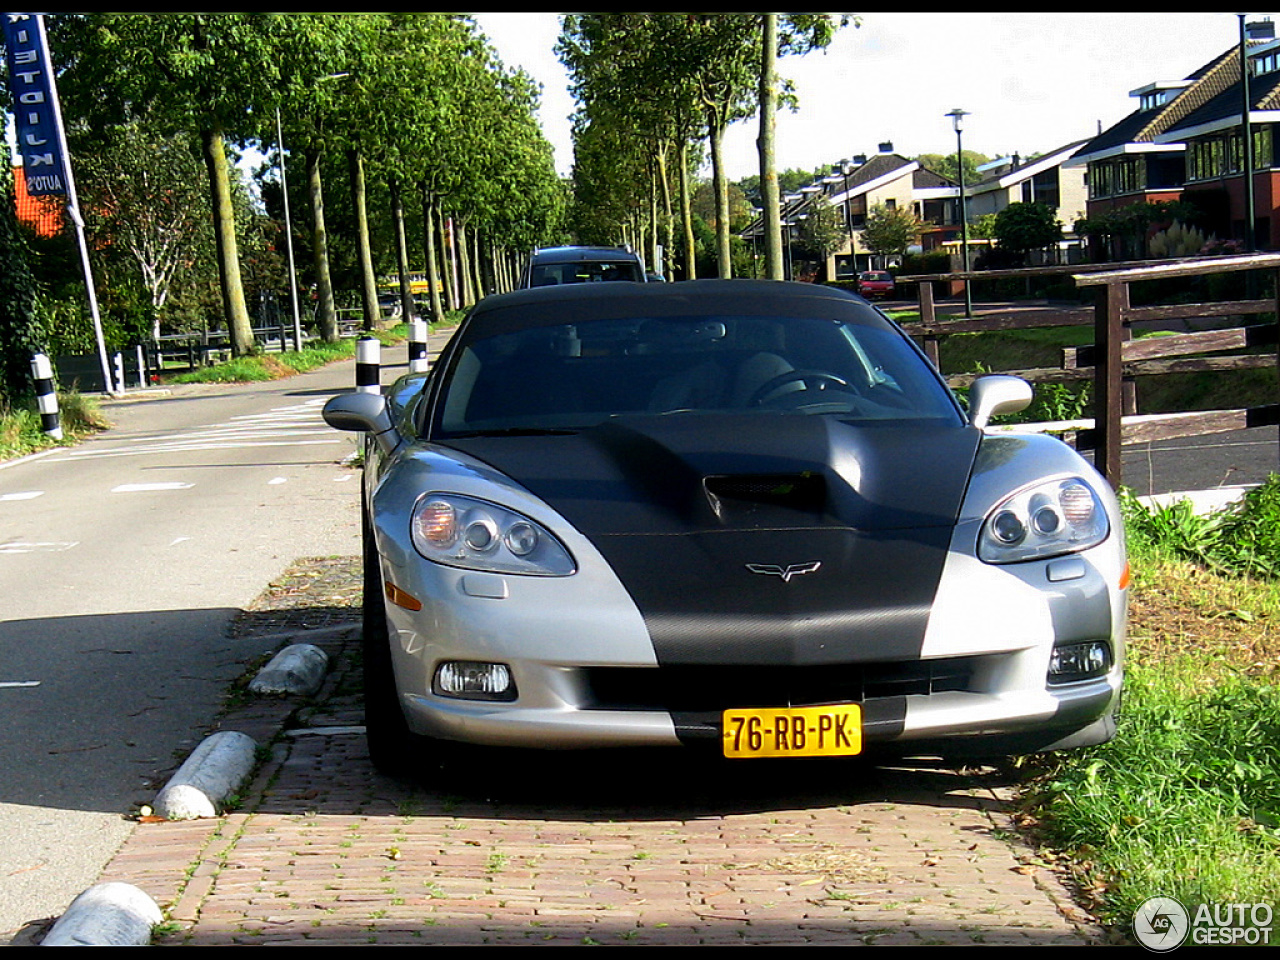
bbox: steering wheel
[748,370,856,407]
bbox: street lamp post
[274,106,303,352]
[947,108,973,318]
[1239,14,1256,253]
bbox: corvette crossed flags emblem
[745,561,822,582]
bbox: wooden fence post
[1093,280,1128,489]
[917,280,939,367]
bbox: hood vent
[704,473,826,521]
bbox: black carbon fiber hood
[446,414,981,666]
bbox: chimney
[878,141,893,154]
[853,154,867,164]
[1246,18,1274,41]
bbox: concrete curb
[248,642,329,697]
[40,882,162,946]
[1138,485,1255,516]
[152,730,257,821]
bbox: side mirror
[968,375,1033,429]
[323,392,401,456]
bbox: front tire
[362,514,437,776]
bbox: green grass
[0,391,111,461]
[167,326,410,385]
[1015,478,1280,936]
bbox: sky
[472,12,1278,183]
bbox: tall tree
[757,15,783,280]
[58,14,299,356]
[757,15,850,280]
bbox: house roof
[1156,67,1280,140]
[1073,46,1243,162]
[824,153,918,206]
[969,140,1089,193]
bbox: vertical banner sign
[1,12,115,393]
[2,13,68,196]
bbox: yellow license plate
[722,704,862,758]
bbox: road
[0,349,408,937]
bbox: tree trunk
[349,149,380,332]
[680,139,696,280]
[200,126,254,355]
[305,147,338,342]
[469,225,485,301]
[758,14,784,281]
[456,220,473,306]
[388,174,414,323]
[657,143,674,280]
[437,207,456,312]
[709,113,732,279]
[421,188,446,325]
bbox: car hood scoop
[445,415,982,666]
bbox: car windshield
[529,260,643,286]
[433,312,960,437]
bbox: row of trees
[557,13,850,282]
[5,13,566,373]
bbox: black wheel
[747,369,856,407]
[362,513,438,776]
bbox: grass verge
[0,392,111,461]
[1014,479,1280,938]
[165,323,416,385]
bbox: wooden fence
[896,253,1280,489]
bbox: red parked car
[857,271,895,300]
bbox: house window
[1187,129,1275,181]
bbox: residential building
[1153,27,1280,250]
[966,140,1090,260]
[1069,17,1277,256]
[741,142,961,280]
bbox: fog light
[433,661,516,701]
[1048,641,1111,684]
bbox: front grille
[582,657,978,713]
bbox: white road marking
[0,491,43,502]
[48,398,341,461]
[268,477,288,485]
[170,537,191,546]
[58,439,340,461]
[0,681,40,688]
[112,482,194,493]
[334,474,355,482]
[0,541,78,554]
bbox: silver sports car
[324,280,1127,773]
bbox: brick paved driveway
[94,558,1104,947]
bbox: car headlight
[978,477,1109,564]
[411,494,576,576]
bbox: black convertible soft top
[467,280,881,335]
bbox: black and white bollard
[30,353,62,441]
[356,336,381,395]
[408,320,429,374]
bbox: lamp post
[274,106,303,352]
[1239,14,1256,253]
[947,108,973,318]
